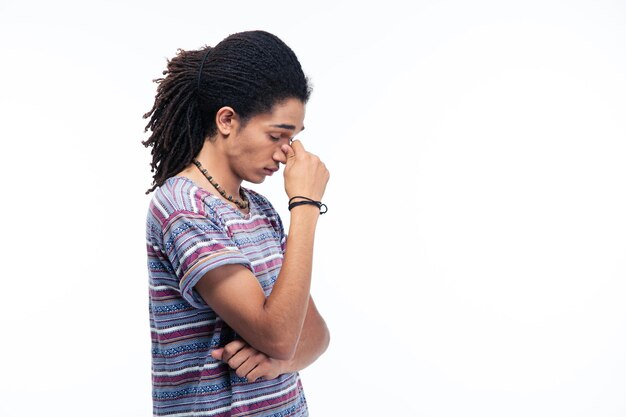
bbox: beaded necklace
[192,159,249,210]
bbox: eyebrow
[271,124,305,132]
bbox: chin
[245,175,266,185]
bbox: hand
[281,140,329,202]
[211,340,287,382]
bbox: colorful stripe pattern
[146,177,308,416]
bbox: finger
[281,143,295,159]
[211,348,224,361]
[227,347,255,370]
[221,340,247,363]
[235,354,263,379]
[244,359,266,382]
[290,139,305,154]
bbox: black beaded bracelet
[288,196,328,214]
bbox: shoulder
[148,177,211,222]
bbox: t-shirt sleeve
[162,210,252,309]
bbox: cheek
[232,144,265,171]
[230,139,255,159]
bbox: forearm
[262,206,320,358]
[281,296,330,373]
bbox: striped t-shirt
[146,176,308,417]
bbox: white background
[1,0,625,416]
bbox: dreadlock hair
[142,30,312,194]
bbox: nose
[272,146,288,165]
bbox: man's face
[226,97,306,184]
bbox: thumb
[211,348,224,361]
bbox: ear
[215,106,239,136]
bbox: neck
[192,140,242,198]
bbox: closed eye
[269,135,281,141]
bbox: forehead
[254,98,306,131]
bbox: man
[143,30,329,416]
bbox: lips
[264,167,278,176]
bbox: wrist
[288,196,327,215]
[288,206,321,229]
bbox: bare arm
[282,295,330,372]
[195,140,329,360]
[212,296,330,380]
